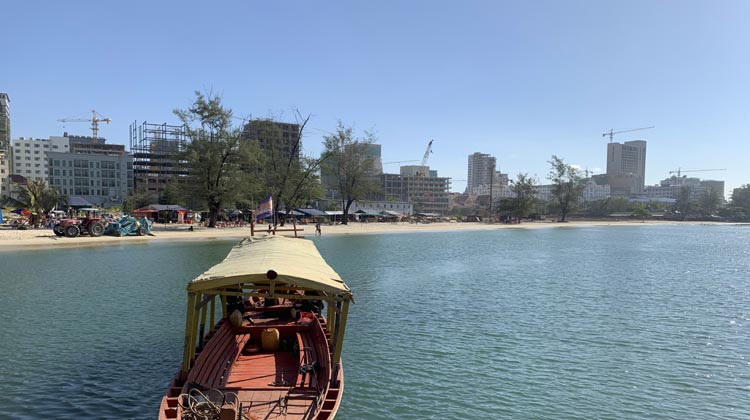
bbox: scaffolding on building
[129,121,188,198]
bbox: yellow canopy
[187,236,351,298]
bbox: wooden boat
[158,236,353,420]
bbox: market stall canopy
[68,196,93,208]
[354,209,380,217]
[137,204,187,212]
[297,208,328,217]
[278,210,305,216]
[188,236,352,298]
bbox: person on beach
[315,222,322,236]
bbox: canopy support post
[187,292,202,367]
[209,296,216,331]
[198,299,208,352]
[332,299,350,364]
[181,292,197,374]
[326,300,336,346]
[331,299,350,387]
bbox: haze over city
[3,0,749,192]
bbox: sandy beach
[0,219,738,250]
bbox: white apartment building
[466,152,496,193]
[534,181,610,202]
[349,200,413,215]
[582,181,611,201]
[643,176,724,202]
[10,136,70,181]
[471,184,514,198]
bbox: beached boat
[158,236,353,420]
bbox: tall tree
[174,92,261,227]
[730,184,750,208]
[674,186,692,221]
[699,187,721,216]
[499,173,536,222]
[251,115,324,226]
[2,179,66,227]
[721,185,750,221]
[321,122,379,225]
[631,202,651,222]
[547,155,584,222]
[122,187,152,213]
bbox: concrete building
[48,151,133,207]
[380,172,451,214]
[533,181,610,203]
[10,136,71,182]
[0,152,9,198]
[0,93,9,152]
[643,176,724,202]
[241,120,301,163]
[466,152,496,193]
[0,93,10,197]
[606,140,647,196]
[130,121,188,200]
[582,180,611,201]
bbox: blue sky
[4,1,749,193]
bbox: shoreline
[0,220,744,251]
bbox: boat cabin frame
[178,237,353,387]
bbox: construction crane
[58,110,112,144]
[417,140,433,177]
[382,160,419,165]
[602,126,654,143]
[669,168,726,177]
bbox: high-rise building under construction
[606,140,647,196]
[129,121,188,200]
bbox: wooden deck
[160,312,333,419]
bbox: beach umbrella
[230,210,243,217]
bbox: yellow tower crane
[58,110,112,144]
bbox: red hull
[158,311,343,420]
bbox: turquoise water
[0,226,749,419]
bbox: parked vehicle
[52,208,106,238]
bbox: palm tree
[1,179,67,227]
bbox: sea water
[0,225,748,419]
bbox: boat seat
[186,322,251,390]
